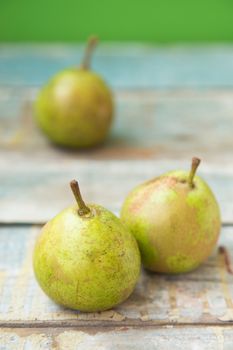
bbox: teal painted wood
[0,225,233,324]
[0,45,233,88]
[1,44,233,345]
[0,159,232,224]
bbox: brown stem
[188,157,201,188]
[70,180,91,216]
[219,246,233,275]
[80,36,98,70]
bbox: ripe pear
[121,158,221,274]
[34,37,114,148]
[33,180,140,312]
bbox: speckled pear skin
[33,204,141,312]
[35,69,114,148]
[121,170,221,274]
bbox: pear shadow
[44,130,134,156]
[116,253,220,312]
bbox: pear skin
[121,158,221,274]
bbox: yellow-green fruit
[34,37,114,148]
[33,181,140,312]
[121,158,221,274]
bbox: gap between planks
[1,320,233,330]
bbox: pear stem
[80,36,98,70]
[70,180,91,216]
[188,157,201,188]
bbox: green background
[0,0,233,42]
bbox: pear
[33,180,140,312]
[34,37,114,148]
[121,158,221,274]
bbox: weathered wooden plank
[0,159,232,224]
[1,88,233,162]
[1,88,233,223]
[0,225,233,325]
[1,44,233,88]
[0,326,233,350]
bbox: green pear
[34,37,114,148]
[33,180,140,312]
[121,158,221,274]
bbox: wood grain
[1,326,233,349]
[0,88,233,223]
[1,88,233,162]
[0,159,232,224]
[0,225,233,326]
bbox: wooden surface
[0,44,233,349]
[1,326,233,350]
[1,88,233,161]
[1,225,233,325]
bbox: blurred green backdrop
[0,0,233,42]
